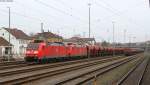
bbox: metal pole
[149,0,150,8]
[144,34,148,56]
[112,21,115,57]
[41,23,43,32]
[132,36,136,48]
[123,29,126,55]
[107,29,109,43]
[124,29,126,44]
[129,35,131,48]
[88,3,91,38]
[8,7,11,62]
[88,3,91,59]
[41,23,45,41]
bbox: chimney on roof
[41,23,44,33]
[48,29,50,32]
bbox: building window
[5,48,9,54]
[5,47,11,55]
[19,40,22,44]
[19,45,24,54]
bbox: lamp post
[88,3,91,38]
[112,21,115,57]
[7,7,11,62]
[88,3,91,60]
[128,35,131,48]
[149,0,150,7]
[124,29,126,44]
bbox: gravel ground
[141,56,150,85]
[88,55,144,85]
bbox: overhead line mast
[88,3,91,38]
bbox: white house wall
[0,28,29,57]
[0,46,3,57]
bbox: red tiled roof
[70,37,80,39]
[0,37,12,46]
[32,32,63,39]
[4,28,30,40]
[70,37,95,41]
[64,37,95,42]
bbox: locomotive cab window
[27,43,39,50]
[50,42,65,46]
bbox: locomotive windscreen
[33,40,44,43]
[27,43,39,50]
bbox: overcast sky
[0,0,150,43]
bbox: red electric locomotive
[25,40,87,62]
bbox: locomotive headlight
[34,51,38,54]
[26,51,30,54]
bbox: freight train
[25,40,143,62]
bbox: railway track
[0,62,37,70]
[0,56,113,70]
[0,56,127,85]
[0,61,25,66]
[140,57,150,85]
[0,56,120,76]
[16,56,138,85]
[0,55,140,70]
[117,56,149,85]
[55,56,141,85]
[0,56,117,71]
[0,60,36,70]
